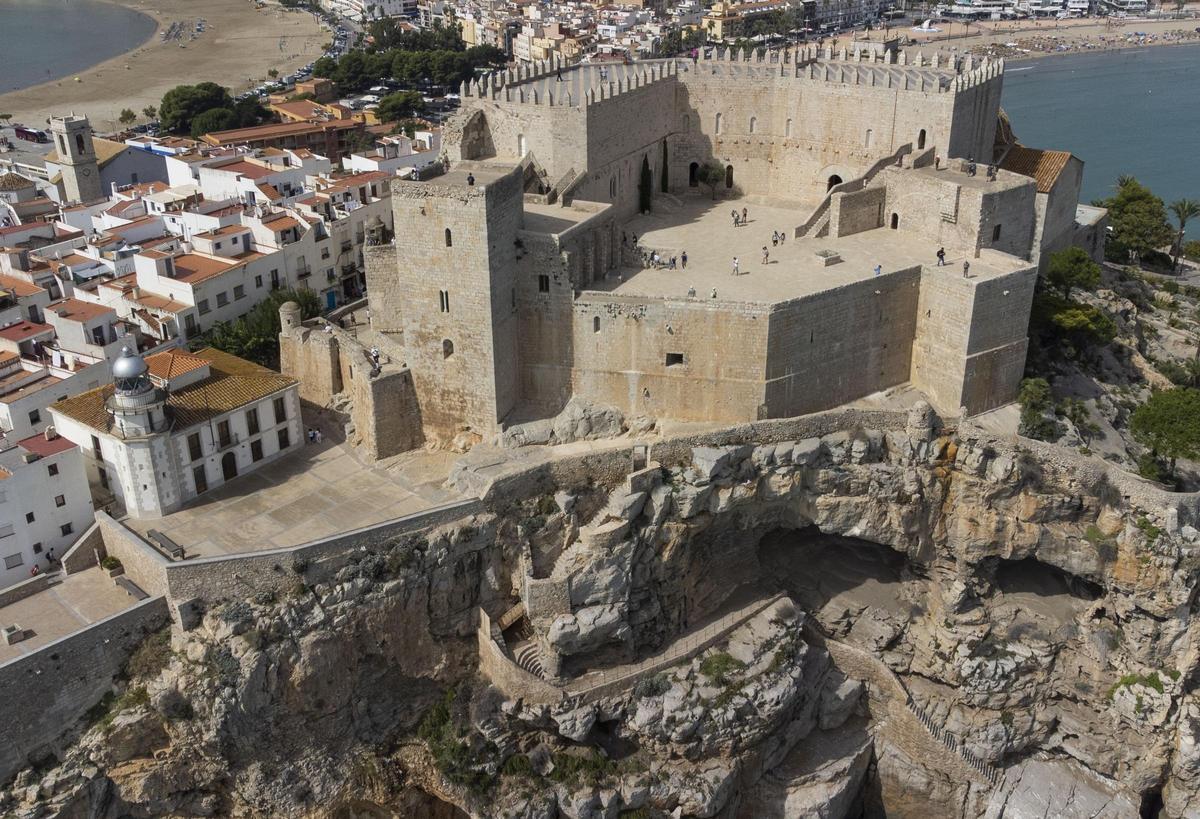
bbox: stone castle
[283,46,1105,453]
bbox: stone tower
[50,115,102,204]
[381,167,523,443]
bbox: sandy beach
[893,16,1200,60]
[0,0,327,133]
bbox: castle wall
[280,326,342,407]
[363,245,402,334]
[677,62,962,203]
[830,185,887,237]
[763,268,922,417]
[880,166,1037,258]
[910,264,1037,415]
[568,294,772,423]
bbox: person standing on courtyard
[742,207,748,224]
[762,246,770,265]
[874,264,882,277]
[772,230,779,247]
[681,250,688,269]
[732,256,739,276]
[963,260,970,277]
[936,247,946,266]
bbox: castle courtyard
[599,193,1026,304]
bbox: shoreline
[895,16,1200,63]
[1004,36,1200,66]
[0,0,327,133]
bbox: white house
[49,346,302,519]
[0,429,94,589]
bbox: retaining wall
[61,522,102,575]
[164,499,484,608]
[0,574,50,610]
[95,512,169,598]
[0,596,169,784]
[476,607,565,704]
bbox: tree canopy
[1098,177,1174,263]
[696,161,725,200]
[376,91,425,123]
[310,25,504,95]
[159,82,234,135]
[200,288,322,370]
[1130,387,1200,466]
[1045,246,1100,299]
[190,108,239,138]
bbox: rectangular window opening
[665,352,685,367]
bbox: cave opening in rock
[591,718,640,761]
[992,557,1101,626]
[755,526,913,619]
[1141,785,1164,818]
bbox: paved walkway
[124,414,463,558]
[566,591,786,702]
[0,569,137,663]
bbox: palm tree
[1170,198,1200,272]
[1115,174,1136,191]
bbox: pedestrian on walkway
[874,264,882,277]
[742,207,748,224]
[314,428,323,444]
[732,256,740,276]
[687,285,696,298]
[963,260,970,277]
[762,246,769,265]
[731,209,738,227]
[710,287,717,299]
[772,230,779,247]
[936,247,946,266]
[669,256,677,270]
[779,230,785,245]
[681,250,688,269]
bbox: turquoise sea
[0,0,156,94]
[1001,45,1200,207]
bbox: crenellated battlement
[459,48,1004,109]
[460,58,683,109]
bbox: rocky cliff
[5,404,1199,818]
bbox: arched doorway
[689,162,699,187]
[827,174,843,191]
[917,129,927,150]
[221,451,237,482]
[890,213,899,229]
[725,165,734,189]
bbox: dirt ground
[0,0,327,133]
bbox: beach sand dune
[0,0,327,132]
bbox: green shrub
[100,556,122,571]
[699,652,745,686]
[634,673,671,699]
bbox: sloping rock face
[6,404,1200,818]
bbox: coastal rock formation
[4,405,1200,818]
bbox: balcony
[295,266,312,280]
[340,240,353,253]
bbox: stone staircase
[805,622,1002,790]
[513,641,546,679]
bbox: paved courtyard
[124,418,464,558]
[595,192,1025,304]
[0,569,137,663]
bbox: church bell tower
[50,115,102,204]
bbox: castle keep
[286,47,1103,451]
